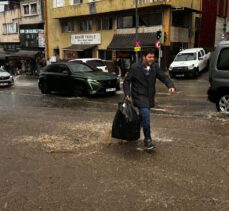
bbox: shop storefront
[63,33,101,60]
[6,50,45,75]
[107,33,158,75]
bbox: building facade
[19,0,45,52]
[46,0,202,68]
[0,0,46,74]
[200,0,229,48]
[0,2,20,51]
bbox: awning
[63,44,97,51]
[7,50,40,58]
[0,51,11,60]
[107,33,157,51]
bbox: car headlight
[188,64,195,70]
[87,79,98,83]
[10,75,13,79]
[169,66,173,71]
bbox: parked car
[208,41,229,113]
[0,68,14,87]
[38,62,120,96]
[103,60,119,75]
[68,58,108,72]
[169,48,211,78]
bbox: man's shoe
[144,139,156,150]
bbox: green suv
[38,62,120,96]
[208,41,229,113]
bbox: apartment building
[46,0,202,68]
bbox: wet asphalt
[0,71,228,211]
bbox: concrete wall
[0,9,20,43]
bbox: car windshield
[175,53,196,61]
[0,68,6,72]
[86,60,105,67]
[68,63,94,73]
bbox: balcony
[51,0,174,19]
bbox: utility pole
[135,0,139,62]
[44,0,49,61]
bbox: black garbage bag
[112,101,140,141]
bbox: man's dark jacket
[123,62,175,108]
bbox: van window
[217,48,229,70]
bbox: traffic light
[156,31,162,40]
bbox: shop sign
[71,33,101,45]
[134,46,141,52]
[20,29,39,34]
[38,30,45,48]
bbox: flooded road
[0,72,228,210]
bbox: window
[23,5,29,15]
[175,53,196,61]
[139,13,162,26]
[198,52,202,60]
[97,18,113,30]
[46,65,60,73]
[68,63,93,73]
[22,3,39,16]
[217,48,229,70]
[172,11,191,28]
[79,20,92,31]
[53,0,64,8]
[73,0,83,4]
[62,22,74,32]
[31,3,37,14]
[98,50,112,60]
[59,65,70,74]
[86,60,105,67]
[117,16,134,29]
[2,21,18,34]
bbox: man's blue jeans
[138,108,151,140]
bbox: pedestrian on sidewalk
[123,49,176,150]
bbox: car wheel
[216,94,229,113]
[193,68,199,78]
[73,82,85,97]
[39,81,50,94]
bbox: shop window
[23,5,29,15]
[62,21,74,32]
[98,50,112,60]
[117,16,134,29]
[139,13,162,26]
[97,18,113,30]
[31,3,37,14]
[79,20,92,31]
